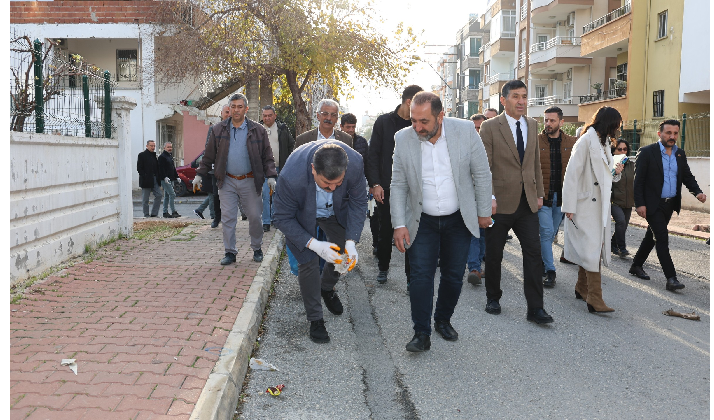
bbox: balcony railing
[520,3,528,20]
[518,51,527,69]
[527,95,573,106]
[487,72,514,85]
[529,37,581,53]
[582,2,631,35]
[577,88,626,104]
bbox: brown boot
[574,266,588,300]
[585,269,614,312]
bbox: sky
[341,0,490,128]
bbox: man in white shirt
[260,105,295,232]
[391,92,492,352]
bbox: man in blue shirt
[630,119,706,291]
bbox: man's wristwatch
[373,184,380,188]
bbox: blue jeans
[262,167,280,224]
[161,179,176,213]
[537,192,562,272]
[196,193,215,219]
[467,228,486,272]
[406,211,472,335]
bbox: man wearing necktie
[478,80,554,324]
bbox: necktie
[516,121,524,164]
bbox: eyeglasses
[319,111,339,118]
[616,147,627,151]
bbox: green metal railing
[620,113,710,157]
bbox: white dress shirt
[421,122,459,216]
[504,112,528,150]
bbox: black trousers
[632,199,676,278]
[369,205,380,248]
[213,175,221,221]
[484,192,544,309]
[376,189,410,280]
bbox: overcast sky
[341,0,489,127]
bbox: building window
[653,90,664,117]
[468,69,480,89]
[116,49,138,82]
[469,37,482,57]
[657,11,668,40]
[617,63,628,81]
[502,10,516,37]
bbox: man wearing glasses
[295,99,353,148]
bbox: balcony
[527,95,579,118]
[518,51,527,69]
[530,0,593,25]
[520,3,528,20]
[577,88,627,104]
[487,72,513,85]
[580,3,631,57]
[578,93,628,122]
[529,37,590,74]
[460,56,481,72]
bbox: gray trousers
[219,176,263,254]
[298,216,346,321]
[141,176,162,217]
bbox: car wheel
[173,180,187,197]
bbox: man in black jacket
[365,85,422,288]
[629,119,706,291]
[137,140,162,217]
[260,105,295,232]
[158,141,180,218]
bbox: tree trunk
[285,70,310,135]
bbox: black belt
[661,197,675,202]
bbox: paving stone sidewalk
[10,219,277,420]
[630,208,710,240]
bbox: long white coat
[561,127,621,272]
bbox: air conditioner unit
[566,12,575,27]
[566,68,573,80]
[557,20,566,27]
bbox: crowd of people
[137,81,706,352]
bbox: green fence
[10,35,116,137]
[620,113,710,157]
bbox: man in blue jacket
[273,141,367,343]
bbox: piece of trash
[249,358,279,371]
[174,357,178,360]
[663,308,700,321]
[266,384,285,396]
[61,359,77,375]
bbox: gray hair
[317,99,339,113]
[262,105,276,113]
[164,141,172,147]
[146,140,155,146]
[313,144,349,180]
[229,93,248,107]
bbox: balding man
[294,99,353,148]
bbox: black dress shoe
[163,212,172,218]
[263,224,271,232]
[560,255,576,265]
[310,319,330,343]
[434,320,458,341]
[321,289,343,315]
[543,270,556,288]
[527,308,554,324]
[171,211,181,218]
[377,270,388,284]
[253,249,263,262]
[629,265,650,280]
[150,214,158,217]
[211,219,220,228]
[241,214,248,221]
[485,299,501,315]
[194,209,205,219]
[220,252,236,265]
[405,332,431,352]
[666,277,685,291]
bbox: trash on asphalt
[250,358,279,371]
[61,359,78,375]
[266,384,285,396]
[662,308,700,321]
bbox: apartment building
[436,46,459,117]
[479,0,517,113]
[455,16,487,118]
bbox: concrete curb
[189,231,284,420]
[629,220,709,240]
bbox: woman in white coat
[562,107,624,313]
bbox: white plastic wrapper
[250,358,279,371]
[333,255,351,274]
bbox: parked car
[174,151,204,196]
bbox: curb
[189,231,284,420]
[629,220,709,240]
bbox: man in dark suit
[137,140,161,217]
[294,99,353,148]
[478,80,553,324]
[629,119,706,291]
[273,141,367,343]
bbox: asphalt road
[238,221,709,420]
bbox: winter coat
[561,127,621,272]
[611,158,635,208]
[157,150,178,181]
[137,148,159,188]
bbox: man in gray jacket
[391,92,492,352]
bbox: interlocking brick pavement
[10,219,277,419]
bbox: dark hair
[411,91,443,118]
[229,93,248,106]
[402,85,424,103]
[341,113,357,126]
[262,105,276,113]
[313,144,349,180]
[501,80,527,98]
[583,106,622,146]
[614,139,631,155]
[658,119,680,132]
[470,114,486,121]
[544,106,564,120]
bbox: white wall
[681,157,710,212]
[679,0,709,102]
